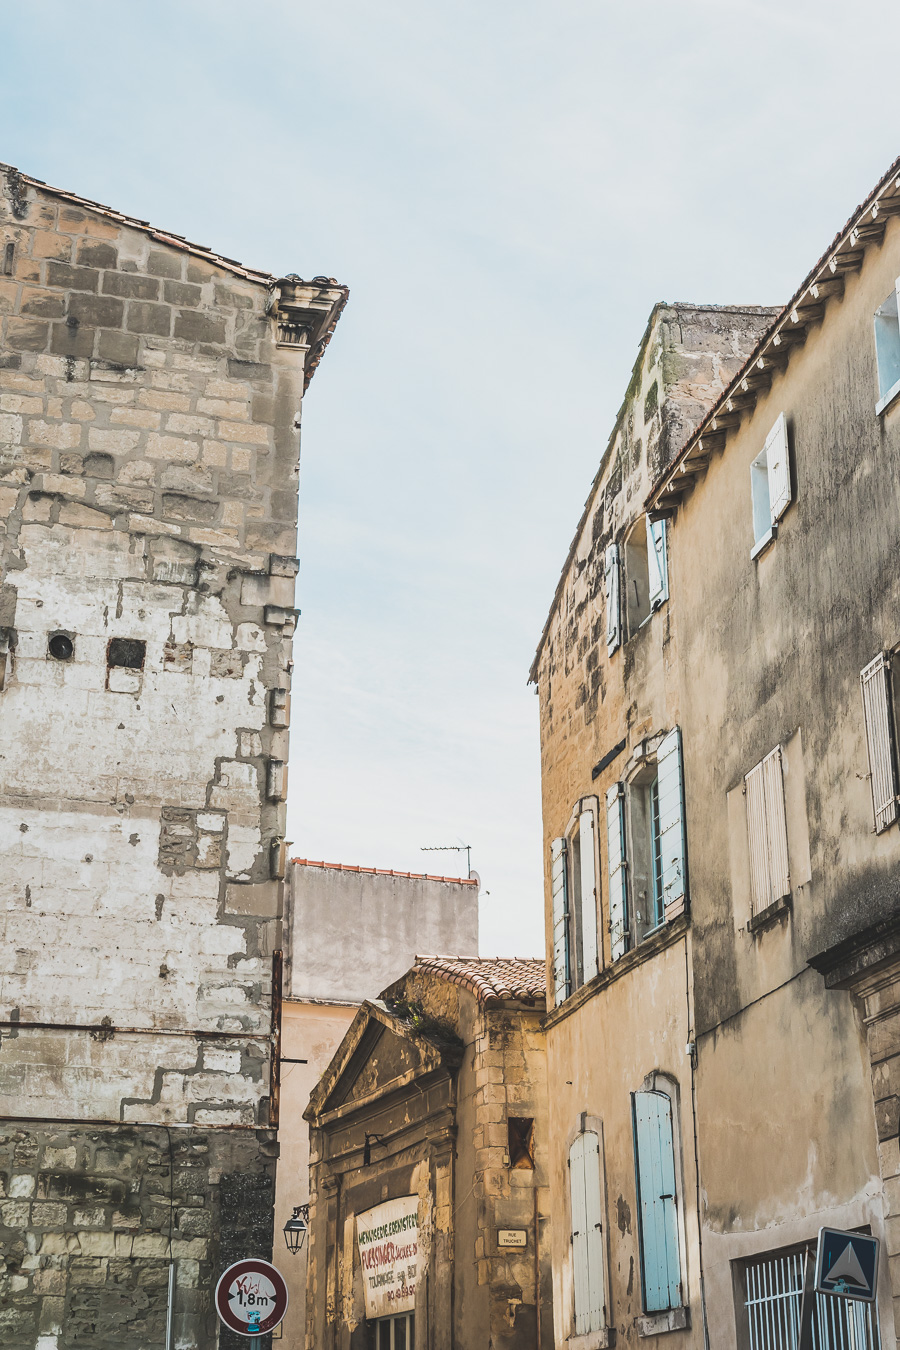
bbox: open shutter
[861,653,898,833]
[605,543,621,654]
[570,1134,590,1334]
[656,728,686,915]
[606,784,628,960]
[765,413,791,523]
[579,811,599,982]
[633,1092,682,1314]
[646,517,668,609]
[762,748,790,901]
[551,837,570,1006]
[744,760,770,916]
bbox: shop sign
[356,1194,420,1318]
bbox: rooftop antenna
[420,844,472,879]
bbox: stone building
[532,156,900,1348]
[0,163,346,1349]
[275,859,480,1349]
[303,956,551,1350]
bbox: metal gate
[743,1248,879,1349]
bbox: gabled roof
[649,154,900,512]
[409,956,546,1006]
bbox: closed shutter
[632,1091,681,1314]
[570,1134,590,1334]
[861,653,899,833]
[551,837,570,1006]
[744,760,770,916]
[605,543,621,654]
[579,811,599,981]
[656,728,686,914]
[606,784,628,960]
[762,748,790,901]
[744,748,790,916]
[765,413,791,523]
[646,517,668,609]
[570,1132,605,1336]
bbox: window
[874,283,900,413]
[739,1243,879,1350]
[371,1313,415,1350]
[606,729,687,961]
[508,1117,535,1169]
[625,517,669,636]
[605,542,621,655]
[860,652,899,833]
[632,1089,682,1315]
[744,747,790,919]
[750,413,791,557]
[551,802,599,1006]
[569,1129,606,1337]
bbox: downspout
[684,935,710,1350]
[533,1185,542,1350]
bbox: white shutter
[765,413,791,523]
[606,784,628,960]
[656,728,686,913]
[762,747,790,902]
[646,516,668,609]
[861,653,898,833]
[579,811,599,982]
[551,837,571,1006]
[582,1132,606,1333]
[744,760,769,917]
[605,543,621,654]
[570,1134,590,1335]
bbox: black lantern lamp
[283,1204,309,1255]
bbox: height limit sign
[215,1258,289,1339]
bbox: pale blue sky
[3,1,899,953]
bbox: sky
[3,1,900,954]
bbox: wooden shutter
[656,728,686,914]
[861,653,899,833]
[765,413,791,523]
[551,837,570,1006]
[762,748,790,901]
[606,784,628,960]
[632,1091,681,1314]
[605,543,621,654]
[579,811,599,982]
[570,1132,605,1336]
[744,748,790,916]
[744,760,770,916]
[646,517,668,609]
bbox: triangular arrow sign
[825,1242,868,1289]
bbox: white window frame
[874,278,900,415]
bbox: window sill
[748,893,792,934]
[750,526,777,561]
[568,1329,615,1350]
[636,1306,689,1337]
[876,376,900,416]
[545,914,688,1028]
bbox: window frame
[551,797,602,1005]
[874,279,900,415]
[860,651,900,834]
[749,413,792,559]
[624,516,669,640]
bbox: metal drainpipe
[533,1185,542,1350]
[165,1262,175,1350]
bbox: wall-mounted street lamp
[283,1204,309,1255]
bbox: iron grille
[743,1247,879,1349]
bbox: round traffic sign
[214,1258,289,1337]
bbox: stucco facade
[0,163,346,1348]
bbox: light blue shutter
[632,1091,681,1313]
[551,838,570,1006]
[570,1132,606,1335]
[646,517,668,609]
[605,543,621,654]
[570,1134,590,1334]
[606,784,628,960]
[579,811,599,982]
[656,728,687,915]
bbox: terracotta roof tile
[411,955,546,1006]
[291,858,477,886]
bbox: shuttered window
[632,1091,682,1314]
[605,543,621,654]
[606,784,628,960]
[744,748,790,917]
[656,728,687,917]
[646,517,668,609]
[551,837,570,1006]
[860,653,898,833]
[766,413,791,523]
[570,1131,606,1336]
[578,811,599,982]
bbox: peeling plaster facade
[0,164,346,1349]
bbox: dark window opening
[3,242,14,277]
[107,637,146,670]
[508,1116,535,1169]
[48,632,74,662]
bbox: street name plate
[498,1229,527,1248]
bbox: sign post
[215,1258,289,1344]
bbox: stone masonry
[0,163,346,1348]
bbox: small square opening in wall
[107,638,146,670]
[508,1117,535,1169]
[47,632,74,662]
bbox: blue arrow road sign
[814,1228,880,1302]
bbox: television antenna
[420,844,472,878]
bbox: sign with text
[498,1230,527,1248]
[215,1258,289,1337]
[814,1228,880,1302]
[356,1195,420,1318]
